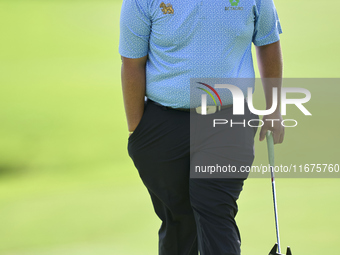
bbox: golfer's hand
[259,111,285,144]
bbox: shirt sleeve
[252,0,282,46]
[119,0,151,58]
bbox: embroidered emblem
[225,0,243,10]
[160,2,174,14]
[229,0,240,6]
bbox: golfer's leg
[189,106,258,255]
[190,178,244,255]
[128,101,198,255]
[145,160,198,255]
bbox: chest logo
[160,2,174,14]
[225,0,243,10]
[229,0,240,6]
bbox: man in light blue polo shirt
[120,0,284,254]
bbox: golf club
[266,131,292,255]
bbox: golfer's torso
[146,0,258,108]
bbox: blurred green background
[0,0,339,254]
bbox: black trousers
[128,100,257,255]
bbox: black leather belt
[149,99,232,113]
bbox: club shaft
[271,169,281,254]
[266,131,282,254]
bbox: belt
[149,100,233,114]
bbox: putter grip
[266,131,275,167]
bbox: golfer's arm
[255,40,283,111]
[255,40,285,144]
[121,55,147,133]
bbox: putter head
[268,244,292,255]
[269,244,280,255]
[286,247,292,255]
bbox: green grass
[0,0,339,254]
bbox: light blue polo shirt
[119,0,282,108]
